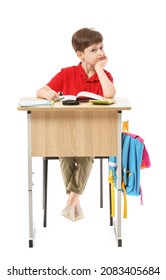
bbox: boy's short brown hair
[72,28,103,52]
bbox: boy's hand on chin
[95,56,108,69]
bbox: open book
[61,91,103,102]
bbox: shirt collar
[78,62,99,81]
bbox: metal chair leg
[43,157,48,227]
[109,182,113,226]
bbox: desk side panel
[31,111,118,157]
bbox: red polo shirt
[47,62,113,97]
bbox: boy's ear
[76,51,84,60]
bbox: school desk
[17,97,131,247]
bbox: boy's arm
[36,85,59,100]
[95,57,116,98]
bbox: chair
[42,156,113,227]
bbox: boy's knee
[77,157,94,165]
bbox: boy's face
[77,42,105,66]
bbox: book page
[77,91,103,100]
[61,95,77,101]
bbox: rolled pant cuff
[66,187,83,195]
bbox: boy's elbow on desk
[104,87,116,98]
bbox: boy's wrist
[95,63,102,71]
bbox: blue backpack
[108,122,150,218]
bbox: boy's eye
[91,46,104,52]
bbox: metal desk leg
[100,158,103,208]
[114,111,122,247]
[27,111,33,248]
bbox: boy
[36,27,116,222]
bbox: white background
[0,0,166,279]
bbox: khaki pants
[59,157,94,194]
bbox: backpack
[108,121,151,218]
